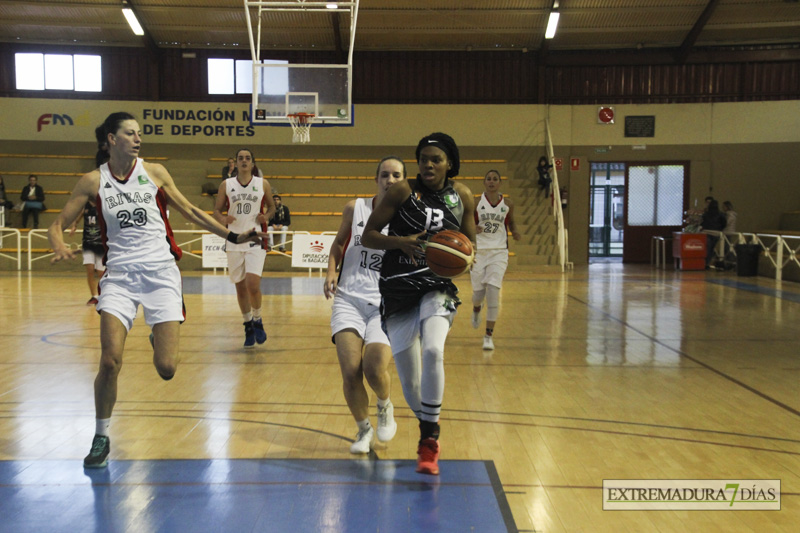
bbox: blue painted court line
[707,278,800,304]
[0,459,516,533]
[183,276,322,296]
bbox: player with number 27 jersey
[97,158,181,269]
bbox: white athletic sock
[95,418,110,437]
[377,397,390,409]
[252,307,262,320]
[392,341,423,418]
[242,311,253,322]
[486,285,501,322]
[418,316,449,423]
[356,418,371,431]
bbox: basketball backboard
[244,1,359,126]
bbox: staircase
[504,164,560,270]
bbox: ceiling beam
[125,0,160,56]
[675,0,720,64]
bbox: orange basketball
[425,229,474,278]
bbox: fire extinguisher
[560,187,568,208]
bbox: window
[15,53,102,92]
[208,58,287,95]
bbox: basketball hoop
[287,113,315,144]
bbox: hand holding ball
[425,230,474,278]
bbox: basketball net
[287,113,315,144]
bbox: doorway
[589,162,625,259]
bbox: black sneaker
[84,434,110,468]
[253,318,267,345]
[243,320,256,348]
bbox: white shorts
[227,249,267,283]
[384,291,456,353]
[82,249,105,271]
[96,263,185,331]
[331,292,389,346]
[471,249,509,290]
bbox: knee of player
[98,354,122,376]
[422,346,445,364]
[341,368,364,387]
[155,360,177,381]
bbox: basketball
[425,229,474,278]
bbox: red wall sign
[554,158,563,171]
[570,157,580,171]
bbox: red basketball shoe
[416,438,440,475]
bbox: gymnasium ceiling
[1,1,799,57]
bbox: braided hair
[415,132,460,178]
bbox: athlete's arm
[454,182,477,243]
[48,171,99,262]
[504,196,522,241]
[260,179,276,225]
[146,162,260,244]
[362,180,425,263]
[324,200,355,299]
[212,180,234,225]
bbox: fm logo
[37,113,73,132]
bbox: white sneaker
[471,309,481,329]
[376,402,397,442]
[349,426,374,454]
[483,335,495,350]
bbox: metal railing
[664,230,800,282]
[544,118,572,272]
[0,227,22,270]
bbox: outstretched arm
[49,172,99,262]
[146,162,260,244]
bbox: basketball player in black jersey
[362,132,476,475]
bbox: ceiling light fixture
[326,3,338,9]
[545,12,560,39]
[122,3,145,36]
[545,0,560,39]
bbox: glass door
[589,162,625,258]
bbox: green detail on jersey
[138,175,148,185]
[444,193,459,207]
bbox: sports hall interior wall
[1,44,799,269]
[2,45,799,104]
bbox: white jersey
[475,193,510,250]
[223,175,268,252]
[97,159,181,270]
[336,197,387,306]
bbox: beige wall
[2,98,799,264]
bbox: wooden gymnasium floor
[1,264,799,532]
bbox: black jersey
[82,202,104,254]
[379,178,465,317]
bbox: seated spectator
[222,157,237,180]
[0,174,14,210]
[268,194,291,252]
[21,174,46,229]
[701,199,727,268]
[536,156,553,196]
